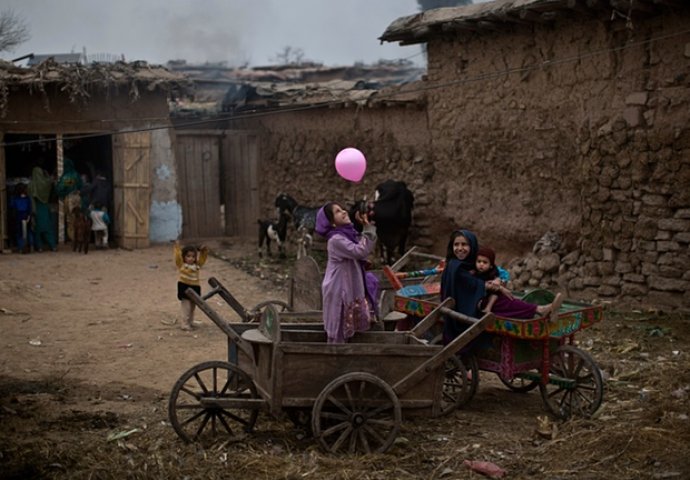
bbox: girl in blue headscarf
[315,202,380,344]
[440,229,489,343]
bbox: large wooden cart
[168,277,492,453]
[387,268,605,420]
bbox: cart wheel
[311,372,402,454]
[168,361,259,443]
[440,354,479,414]
[539,346,604,419]
[498,374,540,393]
[246,300,291,323]
[440,355,467,415]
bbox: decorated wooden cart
[385,267,605,420]
[168,277,491,453]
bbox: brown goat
[72,207,92,254]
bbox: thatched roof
[0,58,191,115]
[171,61,425,118]
[380,0,681,45]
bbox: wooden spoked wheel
[246,300,291,322]
[499,374,540,393]
[539,346,604,419]
[432,332,479,410]
[168,361,259,443]
[440,354,479,414]
[311,372,402,454]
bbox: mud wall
[424,11,690,310]
[231,105,434,248]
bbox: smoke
[1,0,424,67]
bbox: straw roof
[380,0,679,45]
[0,58,191,115]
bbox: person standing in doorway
[9,183,34,253]
[89,202,110,248]
[56,157,83,243]
[29,162,57,252]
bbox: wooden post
[56,134,64,243]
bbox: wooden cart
[387,267,605,420]
[168,277,492,453]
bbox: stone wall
[424,11,690,310]
[230,105,434,249]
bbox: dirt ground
[1,239,689,480]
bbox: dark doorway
[3,133,113,250]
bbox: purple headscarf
[316,204,380,316]
[315,205,360,243]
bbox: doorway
[2,133,113,250]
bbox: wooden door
[176,132,222,238]
[223,131,260,237]
[112,132,151,249]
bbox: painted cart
[385,268,605,420]
[168,277,490,453]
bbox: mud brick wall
[232,106,435,250]
[424,11,690,311]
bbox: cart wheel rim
[311,372,401,454]
[539,345,604,419]
[168,361,259,443]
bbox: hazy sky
[1,0,437,67]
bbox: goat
[258,210,289,258]
[274,193,319,234]
[72,207,92,254]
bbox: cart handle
[393,311,494,397]
[184,285,256,364]
[409,297,454,338]
[207,277,252,322]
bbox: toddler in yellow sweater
[174,241,208,330]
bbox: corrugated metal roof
[26,53,84,66]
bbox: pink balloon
[335,148,367,182]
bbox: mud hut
[380,0,690,311]
[0,59,189,250]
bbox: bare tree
[0,9,30,53]
[417,0,472,11]
[271,46,305,65]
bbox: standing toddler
[174,241,208,330]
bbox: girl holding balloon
[315,202,380,344]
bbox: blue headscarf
[440,229,486,343]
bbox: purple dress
[487,294,538,319]
[321,229,377,343]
